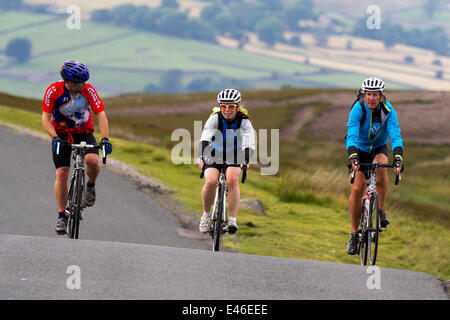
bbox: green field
[1,88,448,280]
[0,10,409,98]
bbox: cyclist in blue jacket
[346,77,404,255]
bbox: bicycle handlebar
[350,162,401,185]
[56,140,107,164]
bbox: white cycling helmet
[217,89,241,104]
[362,77,385,93]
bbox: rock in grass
[240,198,267,216]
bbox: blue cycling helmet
[60,60,90,83]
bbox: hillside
[2,1,449,100]
[1,10,373,98]
[1,88,448,280]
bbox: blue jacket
[345,100,403,154]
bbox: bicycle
[56,140,107,239]
[350,162,400,265]
[200,163,247,252]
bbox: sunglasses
[220,104,238,110]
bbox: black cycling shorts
[52,132,98,169]
[357,145,388,172]
[204,163,241,172]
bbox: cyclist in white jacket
[198,89,255,234]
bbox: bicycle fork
[210,183,228,234]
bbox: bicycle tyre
[74,171,85,239]
[67,170,83,239]
[66,175,76,239]
[212,185,224,252]
[359,200,369,266]
[368,193,379,265]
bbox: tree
[382,33,396,49]
[255,18,286,46]
[159,70,183,93]
[184,19,217,43]
[285,1,316,30]
[186,77,216,92]
[404,56,415,64]
[238,34,249,49]
[110,4,138,27]
[158,10,189,37]
[0,0,23,10]
[260,0,283,11]
[6,38,32,63]
[219,77,248,90]
[91,9,111,23]
[382,23,404,49]
[144,83,161,93]
[212,12,237,35]
[200,3,222,21]
[161,0,179,10]
[289,35,302,47]
[244,6,272,31]
[314,28,329,47]
[346,40,353,50]
[424,0,439,18]
[424,27,449,56]
[133,7,158,31]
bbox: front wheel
[212,219,222,252]
[212,198,223,252]
[68,171,83,239]
[368,193,379,265]
[359,200,369,265]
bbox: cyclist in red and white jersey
[42,61,112,234]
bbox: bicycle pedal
[227,226,237,235]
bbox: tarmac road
[0,234,447,300]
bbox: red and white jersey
[42,81,105,134]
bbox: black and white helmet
[217,89,241,104]
[362,77,385,93]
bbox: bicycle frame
[57,140,106,239]
[359,165,379,265]
[210,167,228,251]
[66,144,90,239]
[355,162,399,265]
[200,163,247,252]
[70,148,87,207]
